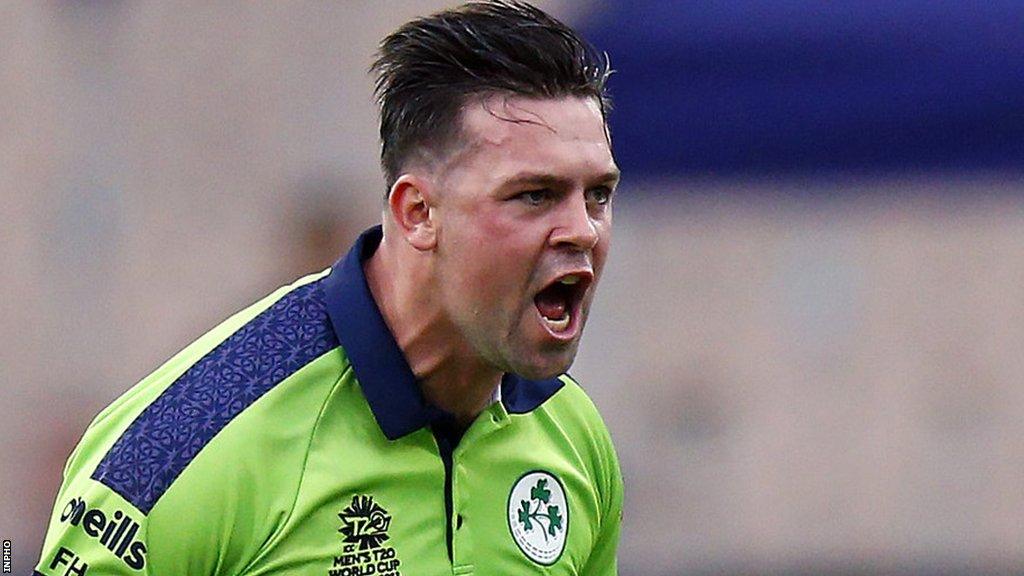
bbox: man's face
[430,95,619,379]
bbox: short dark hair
[371,0,612,189]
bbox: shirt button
[457,514,464,529]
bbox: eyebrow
[502,169,621,189]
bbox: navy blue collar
[321,225,564,440]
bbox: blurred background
[3,1,1024,574]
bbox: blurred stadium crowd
[3,2,1024,574]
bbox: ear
[386,174,437,251]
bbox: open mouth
[533,272,591,335]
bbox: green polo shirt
[35,225,623,576]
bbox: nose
[549,192,599,251]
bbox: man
[35,2,623,574]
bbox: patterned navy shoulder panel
[92,278,339,515]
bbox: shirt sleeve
[34,462,215,576]
[34,401,316,576]
[35,274,335,575]
[581,420,625,576]
[32,376,232,576]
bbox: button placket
[450,459,475,573]
[449,402,508,573]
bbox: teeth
[559,275,580,285]
[541,313,571,332]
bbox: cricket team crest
[507,470,569,565]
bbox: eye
[585,186,613,205]
[518,189,551,206]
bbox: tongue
[535,287,568,320]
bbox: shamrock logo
[516,478,564,540]
[508,471,569,564]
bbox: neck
[365,232,502,427]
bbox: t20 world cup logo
[338,495,393,550]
